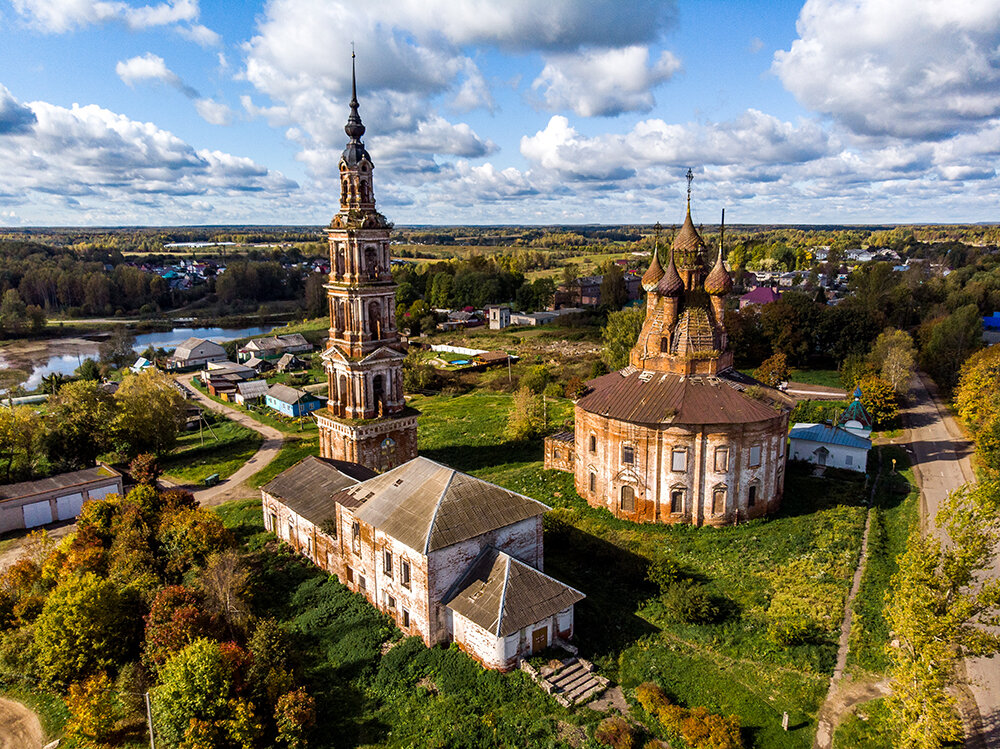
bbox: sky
[1,0,999,227]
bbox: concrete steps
[523,657,610,706]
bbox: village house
[235,379,269,406]
[487,305,511,330]
[0,464,123,532]
[266,383,326,417]
[788,424,871,472]
[262,456,584,671]
[739,286,781,309]
[237,333,313,362]
[166,337,227,371]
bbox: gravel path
[175,373,286,507]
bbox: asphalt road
[903,373,999,744]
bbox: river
[0,325,280,391]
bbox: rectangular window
[359,575,366,591]
[287,521,295,541]
[384,549,393,578]
[714,446,729,472]
[670,490,683,514]
[351,521,360,554]
[387,595,396,609]
[401,559,411,589]
[749,445,762,468]
[620,485,635,512]
[553,449,560,461]
[589,472,596,492]
[621,445,634,464]
[589,435,596,453]
[671,449,687,472]
[712,488,726,515]
[346,567,354,583]
[778,438,785,459]
[748,485,757,507]
[402,608,410,628]
[845,454,853,466]
[268,512,277,532]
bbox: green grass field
[787,368,843,389]
[249,435,319,488]
[189,379,318,434]
[160,417,263,484]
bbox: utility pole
[145,692,156,749]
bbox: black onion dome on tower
[657,246,684,296]
[342,52,370,167]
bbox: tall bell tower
[316,54,418,472]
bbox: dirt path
[0,697,45,749]
[812,464,882,749]
[175,374,286,507]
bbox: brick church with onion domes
[545,171,794,526]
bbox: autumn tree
[197,550,252,636]
[920,304,982,389]
[129,452,161,486]
[955,347,1000,473]
[857,375,898,428]
[157,507,234,574]
[114,368,187,457]
[885,482,1000,748]
[869,328,917,394]
[143,586,214,671]
[98,325,137,369]
[505,386,544,441]
[43,380,115,470]
[34,572,136,687]
[0,405,44,482]
[601,304,645,370]
[65,671,119,746]
[275,688,317,749]
[600,263,627,311]
[752,352,789,387]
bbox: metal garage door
[88,484,118,501]
[56,492,84,521]
[22,501,53,529]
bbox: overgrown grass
[831,697,894,748]
[249,435,319,488]
[787,368,843,389]
[846,446,919,673]
[410,389,869,748]
[160,417,263,483]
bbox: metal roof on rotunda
[576,367,793,426]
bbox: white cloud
[0,84,38,134]
[194,98,231,125]
[0,88,298,223]
[532,46,681,117]
[773,0,1000,138]
[116,52,184,89]
[175,22,220,47]
[12,0,198,32]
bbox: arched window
[620,485,635,512]
[368,300,381,339]
[365,246,378,279]
[589,434,597,453]
[372,373,386,416]
[338,374,349,416]
[589,472,596,492]
[748,483,759,508]
[660,337,670,352]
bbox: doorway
[532,626,548,653]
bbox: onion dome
[657,247,684,297]
[672,205,707,269]
[704,246,733,296]
[641,251,664,291]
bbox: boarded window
[620,485,635,512]
[748,485,758,507]
[672,449,687,472]
[589,435,597,453]
[589,472,596,492]
[287,521,295,541]
[268,512,277,532]
[351,522,360,554]
[712,487,726,515]
[384,549,393,578]
[845,454,853,466]
[622,445,635,464]
[401,559,411,589]
[670,489,684,513]
[714,446,729,472]
[778,438,785,458]
[749,445,762,467]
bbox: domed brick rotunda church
[544,173,794,526]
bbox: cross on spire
[686,168,694,206]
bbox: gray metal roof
[262,456,376,526]
[444,547,584,637]
[347,457,549,554]
[267,383,312,405]
[237,380,269,398]
[0,465,121,502]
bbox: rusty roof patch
[262,456,375,525]
[577,368,792,426]
[348,457,548,554]
[444,548,585,637]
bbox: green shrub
[646,557,681,594]
[594,716,637,749]
[661,580,719,624]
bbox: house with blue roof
[788,422,871,473]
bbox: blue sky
[1,0,999,226]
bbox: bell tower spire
[317,53,418,473]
